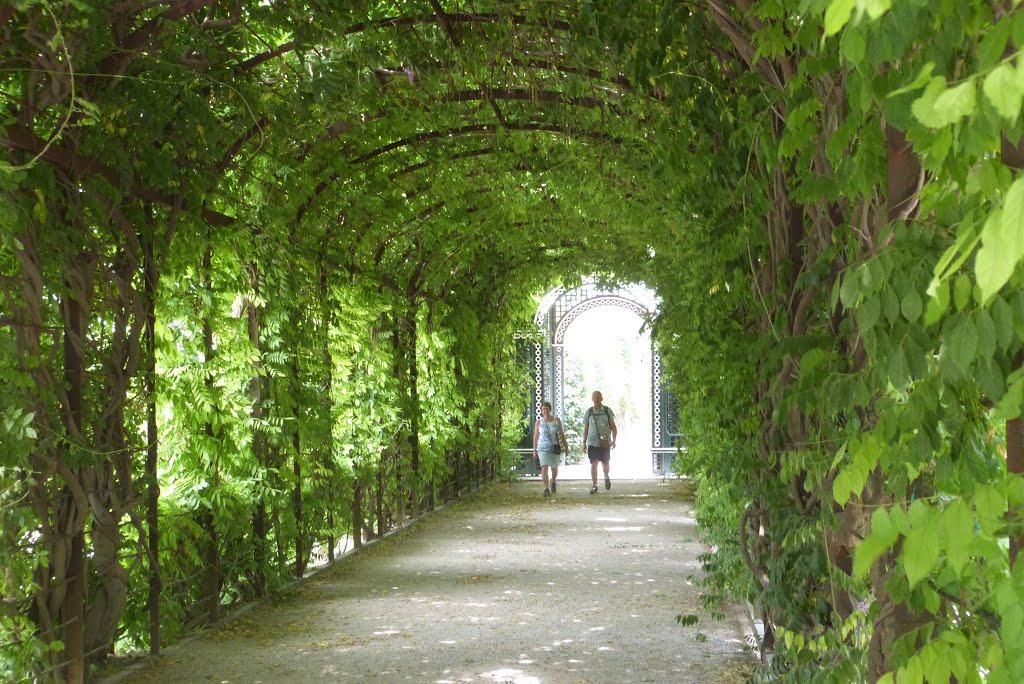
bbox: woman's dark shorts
[587,445,611,464]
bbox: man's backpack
[586,407,612,443]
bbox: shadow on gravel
[102,478,756,684]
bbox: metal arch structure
[513,280,680,476]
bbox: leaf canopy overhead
[5,1,1024,682]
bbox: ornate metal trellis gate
[513,281,681,476]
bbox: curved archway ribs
[1,2,1021,682]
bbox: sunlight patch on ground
[603,526,645,532]
[481,668,540,683]
[595,517,627,522]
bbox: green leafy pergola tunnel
[1,1,1023,682]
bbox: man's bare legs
[590,459,610,492]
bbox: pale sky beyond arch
[562,303,653,478]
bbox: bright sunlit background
[560,305,653,479]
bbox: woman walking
[533,401,568,497]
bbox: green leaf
[941,500,973,577]
[977,308,998,360]
[859,0,891,20]
[976,205,1021,305]
[925,126,953,167]
[840,28,866,64]
[979,19,1011,69]
[993,296,1016,350]
[911,77,945,127]
[824,0,856,37]
[922,586,941,614]
[901,655,924,684]
[922,641,952,684]
[840,271,860,307]
[890,505,910,536]
[833,467,855,507]
[983,64,1024,121]
[901,288,923,322]
[1014,291,1024,339]
[934,218,982,282]
[968,160,1001,199]
[854,506,900,577]
[31,191,47,223]
[889,346,909,389]
[933,80,977,125]
[913,78,976,128]
[978,357,1006,400]
[801,348,829,375]
[890,62,935,97]
[993,377,1024,421]
[947,315,978,372]
[954,274,973,311]
[975,485,1007,535]
[857,295,881,332]
[867,258,886,288]
[902,509,940,588]
[985,203,1024,308]
[830,440,849,470]
[904,336,928,378]
[883,288,900,323]
[1014,11,1024,50]
[925,279,950,326]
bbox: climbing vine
[2,1,1024,682]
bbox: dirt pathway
[111,479,755,683]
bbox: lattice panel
[553,296,648,345]
[653,352,663,448]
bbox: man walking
[582,391,617,494]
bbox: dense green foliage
[2,1,1024,682]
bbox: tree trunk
[319,261,336,561]
[407,312,421,516]
[248,260,267,598]
[59,276,88,684]
[352,479,363,549]
[62,530,87,684]
[327,508,336,561]
[60,278,88,684]
[1003,134,1024,569]
[200,247,222,621]
[293,430,304,577]
[143,228,161,655]
[376,458,385,538]
[271,499,285,572]
[1008,418,1024,567]
[862,124,927,682]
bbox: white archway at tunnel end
[519,277,678,481]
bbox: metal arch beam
[534,279,657,329]
[546,292,651,429]
[552,295,649,346]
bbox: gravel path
[112,479,755,683]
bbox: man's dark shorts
[587,445,611,464]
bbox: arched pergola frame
[516,280,679,475]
